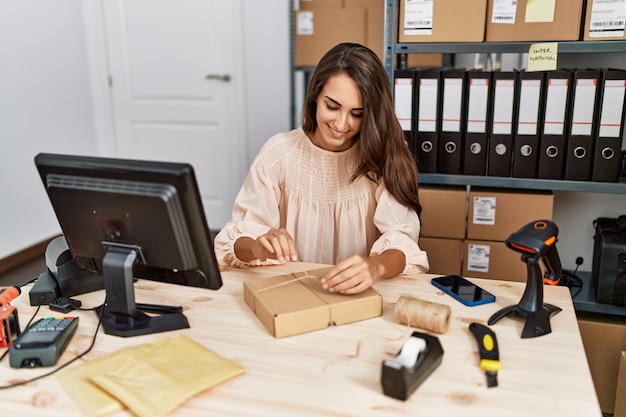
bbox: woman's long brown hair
[302,42,422,216]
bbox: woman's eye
[352,113,364,119]
[326,104,338,111]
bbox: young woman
[214,42,428,294]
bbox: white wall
[0,2,100,258]
[0,0,291,259]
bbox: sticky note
[527,43,558,72]
[525,0,556,23]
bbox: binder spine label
[599,79,626,138]
[418,79,438,132]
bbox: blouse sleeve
[213,145,285,268]
[369,184,430,275]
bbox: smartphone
[431,274,496,307]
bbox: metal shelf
[420,174,626,194]
[393,41,626,55]
[573,271,626,317]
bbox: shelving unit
[382,0,626,195]
[383,0,626,319]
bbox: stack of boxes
[419,186,554,282]
[397,0,613,44]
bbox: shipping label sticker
[297,11,314,36]
[491,0,517,24]
[589,0,626,38]
[467,244,491,273]
[473,196,496,226]
[403,0,433,36]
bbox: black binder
[538,70,573,180]
[592,69,626,182]
[512,70,545,178]
[394,69,418,155]
[438,69,466,175]
[564,69,601,181]
[414,70,442,173]
[463,70,491,176]
[487,71,517,177]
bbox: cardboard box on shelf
[485,0,584,42]
[398,0,487,43]
[578,314,626,415]
[243,267,382,338]
[367,6,442,67]
[583,0,626,41]
[467,188,554,242]
[295,8,366,67]
[419,185,467,239]
[299,0,343,9]
[462,239,528,282]
[419,237,463,276]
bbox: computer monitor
[34,152,222,337]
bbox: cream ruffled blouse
[214,128,429,274]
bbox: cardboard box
[419,237,463,276]
[615,352,626,417]
[299,0,343,9]
[419,185,467,239]
[463,239,528,282]
[367,7,442,68]
[467,188,553,242]
[398,0,487,43]
[295,8,366,67]
[583,0,626,41]
[578,314,626,414]
[485,0,584,42]
[243,267,382,338]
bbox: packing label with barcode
[403,0,433,36]
[491,0,517,25]
[473,196,496,226]
[467,244,491,273]
[588,0,626,38]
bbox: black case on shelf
[592,216,626,306]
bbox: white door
[102,0,247,230]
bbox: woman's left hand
[320,250,405,294]
[320,255,381,294]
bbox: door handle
[205,74,231,82]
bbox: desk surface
[0,262,601,417]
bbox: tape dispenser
[381,331,444,401]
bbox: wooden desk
[0,262,601,417]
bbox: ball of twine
[394,294,452,334]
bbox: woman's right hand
[255,228,298,263]
[235,228,298,263]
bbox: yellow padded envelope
[57,335,245,417]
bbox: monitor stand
[96,245,189,337]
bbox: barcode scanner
[488,220,563,338]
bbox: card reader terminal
[9,316,79,368]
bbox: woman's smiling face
[310,73,364,152]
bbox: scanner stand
[488,254,561,338]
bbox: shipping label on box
[243,267,382,338]
[399,0,487,43]
[467,188,553,241]
[463,240,528,281]
[584,0,626,40]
